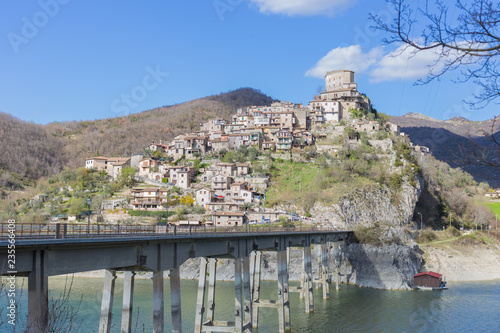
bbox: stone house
[236,163,250,176]
[211,174,232,191]
[139,159,159,175]
[201,118,226,133]
[276,130,293,150]
[195,188,215,207]
[217,163,236,177]
[213,212,247,227]
[130,187,168,210]
[166,166,195,186]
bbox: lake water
[2,277,500,332]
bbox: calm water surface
[2,277,499,332]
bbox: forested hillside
[44,88,275,169]
[0,88,275,189]
[0,113,67,188]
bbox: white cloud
[306,43,449,82]
[369,45,443,82]
[305,45,383,78]
[249,0,353,16]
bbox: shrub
[390,174,403,189]
[415,229,437,243]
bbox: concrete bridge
[0,223,352,333]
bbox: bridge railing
[0,223,338,241]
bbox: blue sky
[0,0,497,124]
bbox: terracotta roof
[237,163,250,166]
[414,271,442,279]
[88,156,108,160]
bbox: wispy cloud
[306,43,446,82]
[249,0,353,16]
[305,45,383,78]
[370,44,443,82]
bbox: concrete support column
[242,256,252,330]
[121,271,135,333]
[99,270,117,333]
[282,246,291,331]
[303,245,314,314]
[169,268,182,333]
[277,248,285,333]
[321,244,330,300]
[27,250,48,333]
[315,245,321,290]
[334,242,341,290]
[234,257,244,332]
[152,271,164,333]
[206,259,217,325]
[194,258,208,333]
[249,251,255,296]
[252,251,262,329]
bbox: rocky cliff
[312,179,422,230]
[341,243,422,290]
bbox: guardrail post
[55,223,61,239]
[63,223,67,239]
[174,225,177,235]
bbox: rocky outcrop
[341,243,422,290]
[312,178,422,230]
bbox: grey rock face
[341,243,422,290]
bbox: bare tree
[372,1,500,169]
[371,0,500,109]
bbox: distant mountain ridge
[389,113,500,186]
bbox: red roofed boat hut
[413,271,447,290]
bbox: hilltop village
[79,70,430,227]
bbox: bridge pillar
[242,255,253,330]
[320,243,330,299]
[99,270,117,333]
[303,245,314,313]
[121,271,135,333]
[333,241,341,290]
[249,251,255,297]
[169,267,183,333]
[27,250,48,333]
[235,257,244,332]
[152,271,164,333]
[276,238,291,332]
[206,259,217,325]
[251,251,262,329]
[194,257,208,332]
